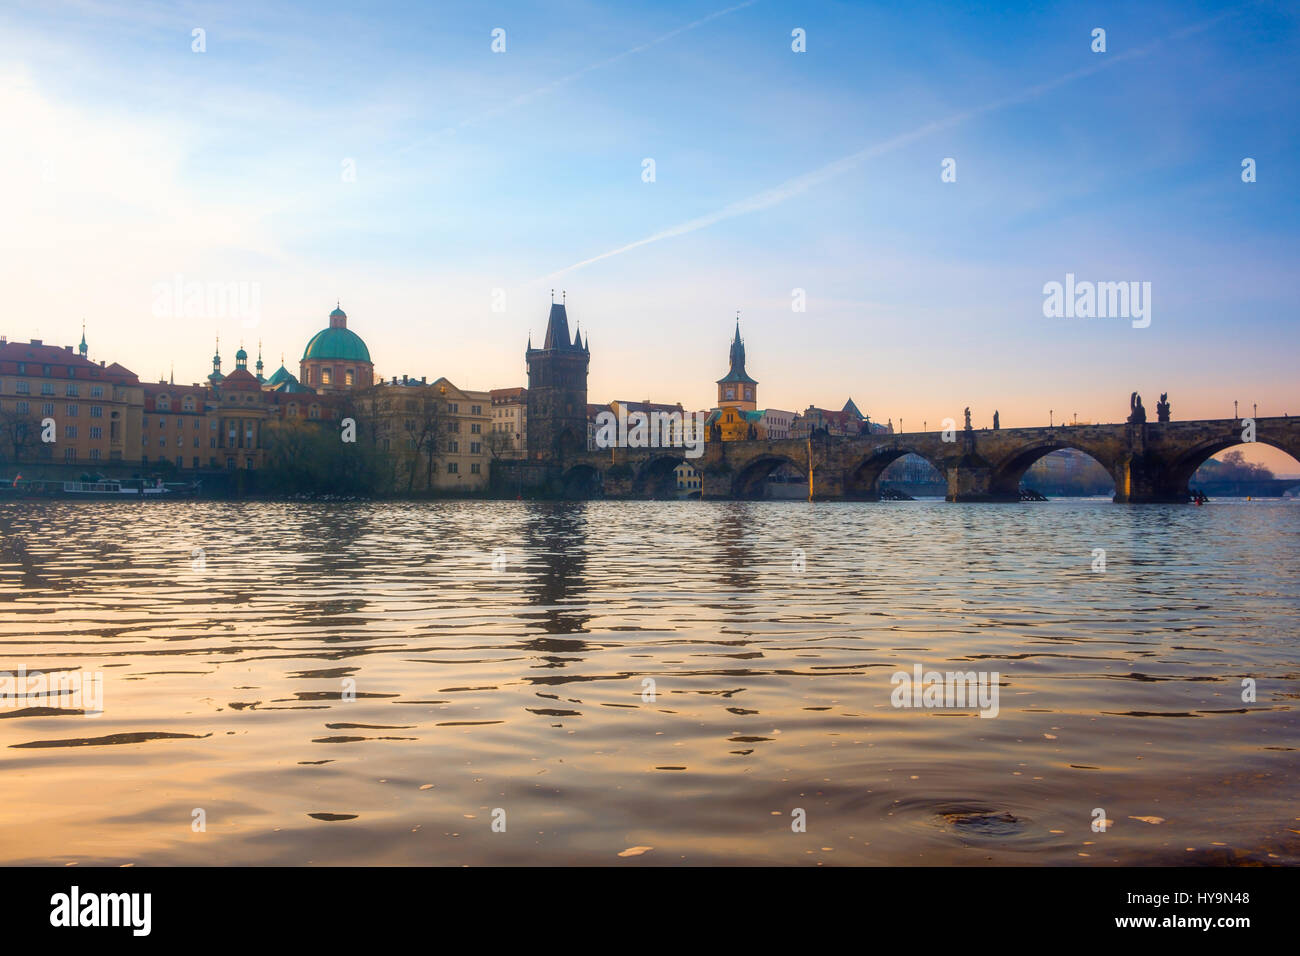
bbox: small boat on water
[0,477,199,500]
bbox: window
[176,455,183,468]
[90,426,102,439]
[321,368,332,385]
[450,421,460,433]
[449,403,459,413]
[182,396,194,411]
[66,384,79,397]
[90,385,104,398]
[90,405,102,418]
[287,403,297,418]
[159,418,165,429]
[90,448,101,460]
[64,425,77,438]
[16,401,28,414]
[157,395,170,410]
[192,457,199,469]
[15,381,29,394]
[470,423,481,434]
[159,437,166,447]
[470,462,480,474]
[16,363,25,374]
[42,365,51,376]
[41,403,53,417]
[65,404,77,417]
[470,442,481,454]
[345,369,354,386]
[41,383,54,396]
[448,440,459,453]
[725,387,735,400]
[64,447,74,461]
[447,462,458,474]
[471,405,482,415]
[226,457,235,470]
[309,405,320,419]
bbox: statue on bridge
[993,410,999,431]
[1157,393,1170,423]
[964,407,972,431]
[1128,392,1147,424]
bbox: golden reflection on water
[0,499,1297,865]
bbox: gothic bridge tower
[526,297,589,460]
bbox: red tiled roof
[0,339,139,384]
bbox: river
[0,499,1296,865]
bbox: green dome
[302,326,371,363]
[266,364,295,386]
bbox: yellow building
[358,376,491,491]
[706,320,764,441]
[0,333,143,468]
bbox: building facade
[489,387,528,455]
[0,335,143,468]
[357,376,491,491]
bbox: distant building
[356,376,490,490]
[792,398,887,438]
[675,462,701,495]
[0,334,143,466]
[756,408,796,439]
[489,387,527,455]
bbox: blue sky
[1,0,1296,462]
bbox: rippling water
[1,499,1297,866]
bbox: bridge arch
[846,447,948,499]
[987,439,1118,499]
[559,463,602,500]
[731,454,805,499]
[1167,433,1300,498]
[633,453,689,498]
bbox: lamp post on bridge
[1234,400,1238,421]
[1050,409,1053,428]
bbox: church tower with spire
[717,316,757,411]
[525,293,589,460]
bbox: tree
[0,408,42,469]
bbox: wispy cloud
[396,0,760,155]
[538,11,1234,282]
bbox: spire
[716,313,757,386]
[78,320,87,358]
[542,300,573,350]
[169,362,174,386]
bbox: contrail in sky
[537,12,1234,283]
[397,0,760,155]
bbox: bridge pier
[943,457,1017,502]
[1111,454,1188,503]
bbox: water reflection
[0,499,1296,866]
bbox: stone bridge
[525,416,1300,503]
